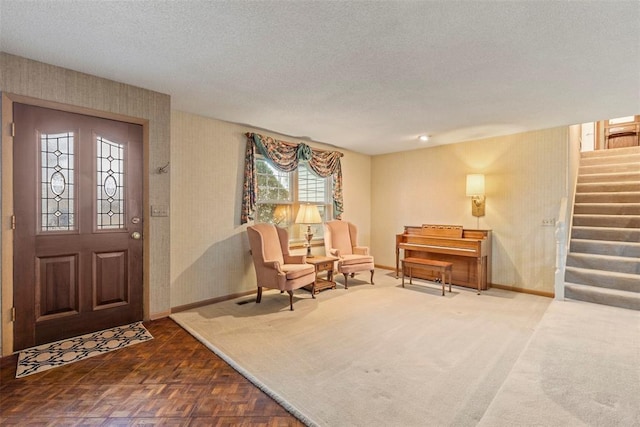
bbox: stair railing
[554,197,570,300]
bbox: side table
[304,255,338,294]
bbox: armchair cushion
[282,263,315,280]
[339,254,374,266]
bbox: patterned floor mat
[15,321,153,378]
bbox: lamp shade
[466,174,485,196]
[295,204,322,224]
[273,205,288,224]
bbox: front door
[13,103,143,351]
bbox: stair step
[566,253,640,275]
[576,182,640,193]
[579,163,640,175]
[564,267,640,292]
[580,146,640,158]
[565,283,640,311]
[575,192,640,203]
[570,239,640,257]
[572,214,640,228]
[578,171,640,183]
[571,226,640,242]
[573,203,640,215]
[579,152,640,166]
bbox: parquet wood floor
[0,318,305,426]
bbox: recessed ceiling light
[419,135,430,142]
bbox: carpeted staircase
[564,146,640,310]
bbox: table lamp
[295,204,322,257]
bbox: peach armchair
[247,223,316,310]
[323,220,374,289]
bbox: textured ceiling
[1,1,639,155]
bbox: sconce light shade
[295,204,322,224]
[466,174,486,218]
[466,174,485,196]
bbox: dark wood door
[13,103,143,351]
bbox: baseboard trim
[171,290,256,313]
[491,284,554,298]
[149,310,171,320]
[167,275,553,316]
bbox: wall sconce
[466,174,486,217]
[295,204,322,257]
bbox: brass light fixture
[295,204,322,257]
[466,174,486,217]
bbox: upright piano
[396,224,492,291]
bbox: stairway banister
[554,197,571,300]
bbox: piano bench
[401,257,453,296]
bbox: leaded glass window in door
[40,132,75,231]
[97,136,125,229]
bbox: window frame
[254,155,333,244]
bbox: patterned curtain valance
[241,132,344,224]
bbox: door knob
[131,231,142,240]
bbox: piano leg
[476,257,482,295]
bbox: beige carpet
[478,299,640,427]
[171,271,552,426]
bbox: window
[255,156,332,241]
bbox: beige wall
[0,53,171,355]
[170,110,568,302]
[371,128,569,295]
[170,111,371,308]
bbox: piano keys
[396,224,491,293]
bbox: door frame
[1,92,151,355]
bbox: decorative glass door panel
[97,136,126,230]
[40,132,75,232]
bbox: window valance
[241,132,343,224]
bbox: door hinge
[11,307,16,322]
[10,122,15,137]
[11,215,16,230]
